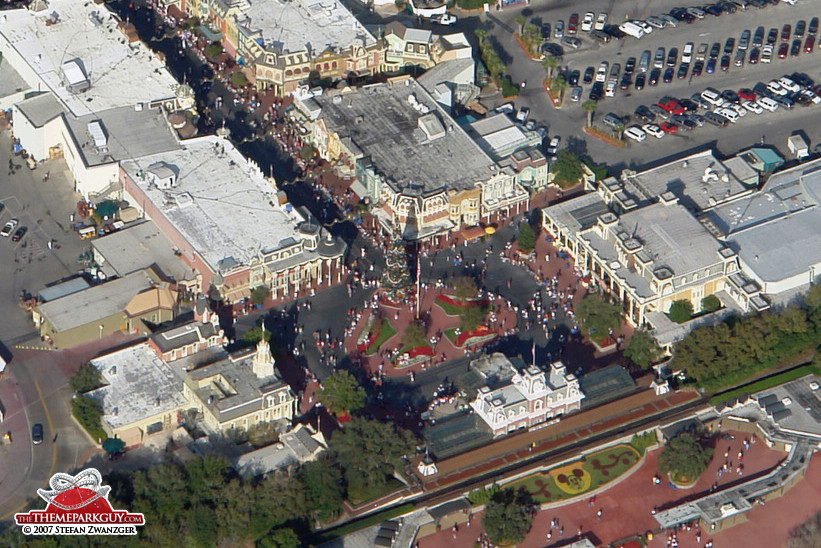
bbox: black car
[753,82,772,98]
[589,82,604,100]
[748,0,766,7]
[635,73,646,90]
[541,42,564,58]
[620,73,632,90]
[810,17,819,36]
[704,111,729,127]
[681,12,696,23]
[791,92,812,106]
[710,42,721,59]
[790,72,814,88]
[721,89,740,103]
[624,56,636,75]
[541,23,551,39]
[649,68,661,86]
[703,4,723,16]
[796,20,806,38]
[669,8,689,20]
[678,98,699,112]
[635,105,656,122]
[719,1,737,13]
[767,28,778,45]
[11,226,26,242]
[663,67,674,83]
[791,38,802,56]
[749,47,760,64]
[583,66,595,83]
[692,60,704,76]
[568,69,580,86]
[677,64,689,79]
[753,26,765,47]
[32,423,43,445]
[666,47,678,66]
[775,96,794,110]
[720,54,731,71]
[724,37,735,54]
[602,24,626,40]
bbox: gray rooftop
[37,277,91,303]
[237,0,376,55]
[752,376,821,438]
[92,221,195,282]
[608,202,724,276]
[0,0,178,117]
[543,192,610,234]
[0,53,29,99]
[150,321,220,355]
[234,424,325,477]
[618,150,751,212]
[37,270,154,332]
[121,136,308,273]
[313,81,495,195]
[14,92,64,128]
[708,158,821,286]
[65,106,181,167]
[187,347,291,423]
[87,343,188,430]
[417,58,475,92]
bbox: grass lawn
[365,319,396,355]
[399,342,433,354]
[347,477,404,506]
[435,299,466,316]
[709,363,821,405]
[508,444,641,504]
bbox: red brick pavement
[417,430,787,548]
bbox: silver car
[570,86,583,102]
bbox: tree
[550,149,585,188]
[460,304,486,332]
[668,299,694,323]
[515,14,527,34]
[553,74,567,102]
[251,285,270,306]
[453,275,479,301]
[382,235,412,302]
[330,417,416,495]
[517,222,536,253]
[299,143,315,162]
[231,71,248,87]
[402,322,428,348]
[482,488,534,545]
[243,325,272,344]
[613,122,626,140]
[260,528,301,548]
[474,29,488,43]
[787,511,821,548]
[205,41,223,61]
[319,370,366,415]
[542,55,559,79]
[658,432,713,483]
[575,294,622,340]
[623,329,663,369]
[70,363,104,393]
[71,395,106,443]
[701,294,721,313]
[300,457,344,522]
[582,99,598,126]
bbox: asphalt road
[0,133,88,348]
[480,0,821,167]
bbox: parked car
[516,107,530,124]
[643,123,665,138]
[1,218,18,237]
[710,42,721,59]
[595,12,608,31]
[634,105,656,122]
[810,17,819,36]
[11,226,27,242]
[734,49,745,66]
[739,29,751,50]
[541,23,551,39]
[568,13,579,35]
[570,86,583,102]
[778,42,789,58]
[782,24,792,42]
[654,47,666,68]
[682,42,695,63]
[32,423,44,445]
[767,27,778,45]
[602,112,623,128]
[791,39,802,56]
[738,88,756,101]
[753,26,765,47]
[589,82,604,100]
[620,73,632,90]
[796,20,806,39]
[649,68,661,86]
[749,47,760,64]
[805,35,815,52]
[546,136,561,155]
[724,37,735,54]
[692,60,704,76]
[583,66,595,83]
[624,126,647,142]
[561,36,582,49]
[666,47,679,67]
[659,122,678,134]
[704,111,729,126]
[677,64,689,79]
[720,54,731,71]
[568,69,580,86]
[646,16,666,29]
[624,56,637,74]
[742,100,763,113]
[581,11,595,32]
[706,58,717,73]
[762,44,774,62]
[590,30,611,43]
[554,20,564,39]
[596,61,609,82]
[635,73,646,90]
[663,67,674,83]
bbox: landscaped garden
[434,294,489,316]
[445,325,497,348]
[506,444,641,503]
[357,318,396,355]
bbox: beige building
[86,343,190,446]
[184,339,297,434]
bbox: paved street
[0,132,89,348]
[480,0,821,167]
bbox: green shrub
[701,294,721,313]
[72,395,107,443]
[468,484,499,506]
[457,0,485,9]
[500,76,519,98]
[668,300,694,324]
[629,431,658,454]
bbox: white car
[582,12,595,32]
[778,77,801,93]
[605,80,617,97]
[728,103,747,117]
[546,136,561,155]
[742,100,763,114]
[596,61,609,82]
[757,97,779,112]
[802,90,821,104]
[1,218,18,237]
[687,7,706,18]
[682,42,694,64]
[643,123,665,138]
[633,19,653,34]
[595,12,608,31]
[717,107,739,122]
[433,13,457,25]
[659,14,678,27]
[516,107,530,124]
[624,125,647,142]
[646,16,666,29]
[767,81,788,96]
[761,45,773,63]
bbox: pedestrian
[597,508,602,519]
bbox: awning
[167,5,184,20]
[461,226,485,241]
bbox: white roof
[0,0,178,116]
[121,136,307,272]
[87,343,188,430]
[239,0,376,55]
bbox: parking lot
[482,0,821,167]
[0,132,88,347]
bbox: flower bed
[583,125,627,147]
[445,325,496,347]
[356,319,396,355]
[513,33,541,60]
[435,294,489,315]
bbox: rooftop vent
[61,59,90,94]
[87,120,108,150]
[659,191,678,206]
[146,161,179,188]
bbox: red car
[660,122,678,134]
[778,43,789,58]
[805,35,815,52]
[568,13,579,35]
[657,98,685,115]
[738,88,756,101]
[782,24,792,42]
